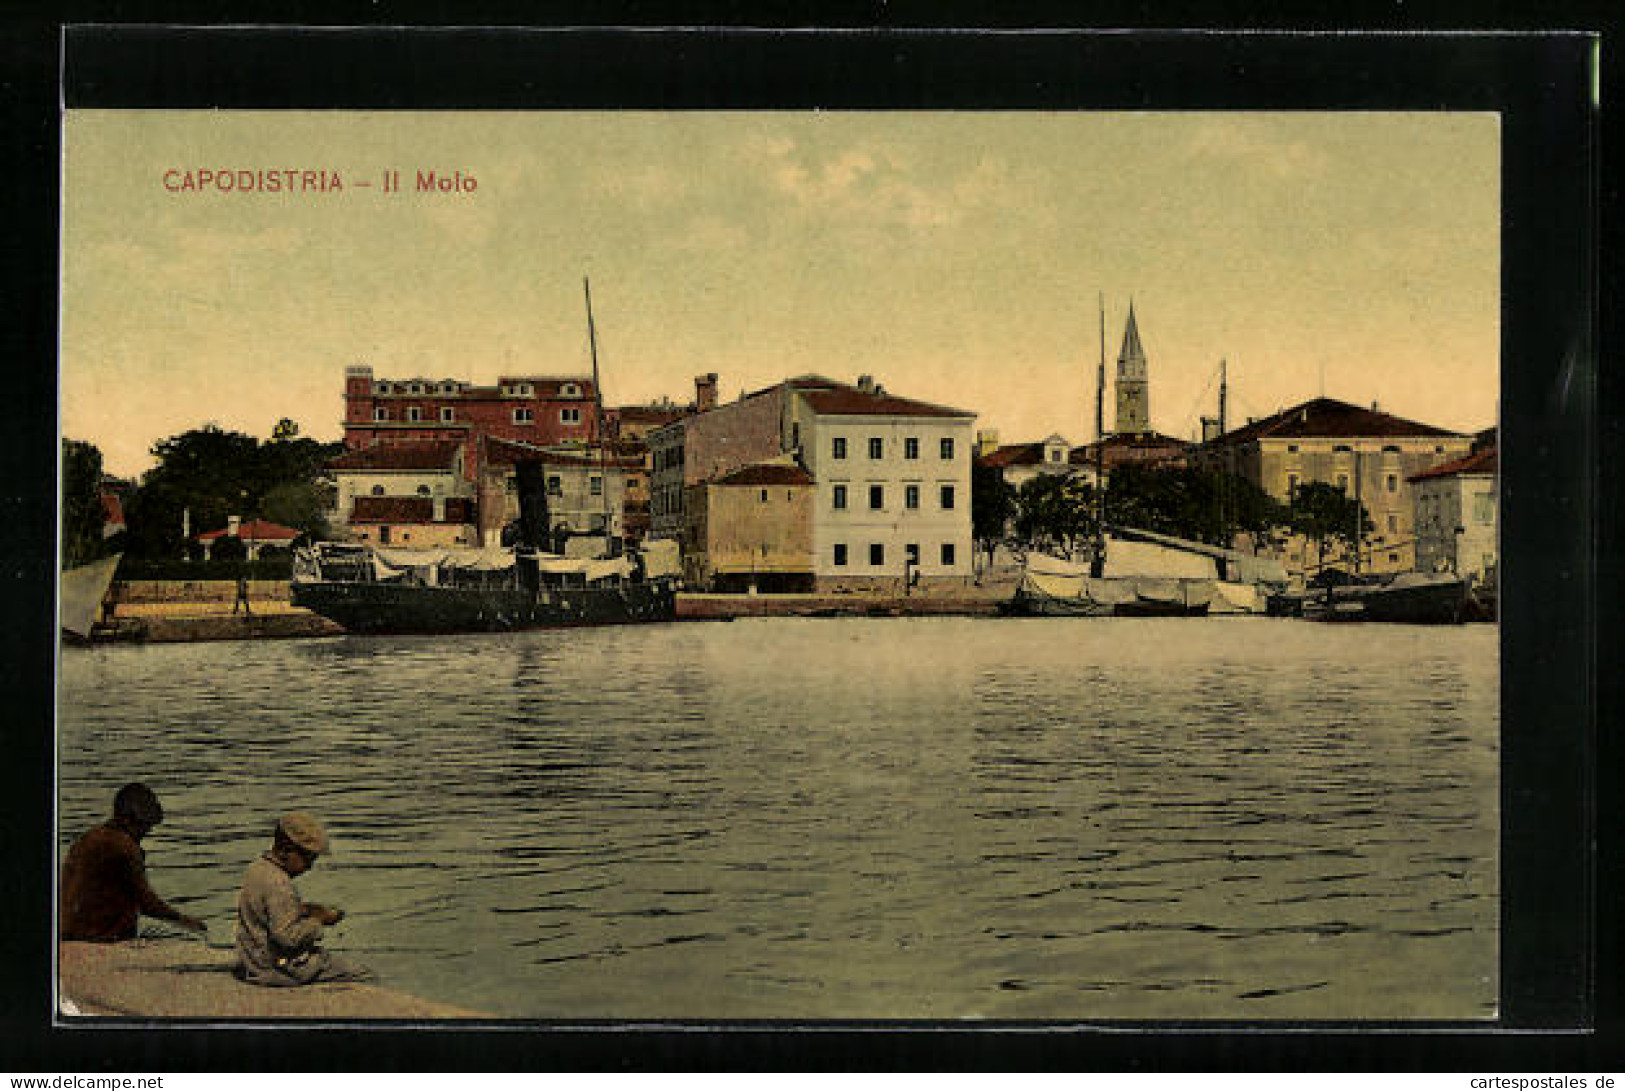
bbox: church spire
[1114,300,1150,435]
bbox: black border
[4,18,1607,1072]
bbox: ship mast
[1093,292,1107,575]
[583,276,613,551]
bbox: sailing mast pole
[583,276,613,551]
[1093,292,1107,575]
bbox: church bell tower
[1114,302,1150,435]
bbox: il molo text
[162,168,477,195]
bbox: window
[834,543,848,567]
[1287,444,1299,454]
[514,408,534,424]
[940,542,956,566]
[868,437,883,460]
[832,484,847,510]
[371,485,385,496]
[440,407,455,422]
[904,437,919,460]
[1333,444,1353,454]
[940,484,956,510]
[546,475,562,497]
[792,423,801,450]
[905,543,920,566]
[1386,474,1398,493]
[940,437,955,460]
[506,477,518,493]
[1383,445,1401,454]
[591,477,603,497]
[1387,514,1399,533]
[1287,473,1300,496]
[373,407,389,421]
[416,485,431,496]
[409,383,422,394]
[869,485,884,510]
[1049,448,1062,462]
[760,489,768,503]
[406,407,422,422]
[562,383,580,397]
[905,484,920,510]
[832,437,847,460]
[561,408,582,425]
[870,543,885,566]
[441,383,456,394]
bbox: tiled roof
[330,440,463,472]
[714,463,816,487]
[196,518,301,542]
[1210,397,1463,445]
[100,493,126,527]
[1068,433,1191,462]
[799,387,973,419]
[1409,446,1498,482]
[979,443,1046,468]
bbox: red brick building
[341,364,600,452]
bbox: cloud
[739,135,1012,232]
[1186,120,1329,179]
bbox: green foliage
[1105,464,1287,547]
[971,462,1017,559]
[62,439,108,568]
[271,417,301,441]
[1013,474,1098,558]
[1288,481,1374,570]
[1005,463,1293,559]
[122,423,345,559]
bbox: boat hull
[291,579,677,635]
[1303,576,1467,625]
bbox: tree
[271,417,301,442]
[260,480,332,539]
[1288,481,1374,576]
[1105,464,1286,547]
[123,423,345,558]
[970,462,1017,569]
[62,439,107,568]
[1013,473,1098,559]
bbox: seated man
[60,783,207,942]
[235,812,374,987]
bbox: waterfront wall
[114,579,290,604]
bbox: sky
[61,111,1499,479]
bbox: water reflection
[59,618,1497,1019]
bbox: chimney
[857,374,874,394]
[1371,400,1381,413]
[694,373,719,412]
[227,514,241,537]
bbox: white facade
[1413,471,1498,581]
[331,468,471,528]
[794,409,975,580]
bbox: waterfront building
[682,460,816,592]
[1197,397,1474,576]
[1410,431,1498,585]
[340,364,599,452]
[480,437,636,549]
[649,374,977,589]
[328,440,478,548]
[607,374,715,542]
[977,434,1098,492]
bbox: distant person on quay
[233,572,252,616]
[60,782,208,942]
[235,812,375,986]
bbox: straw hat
[276,812,329,855]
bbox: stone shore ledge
[59,939,485,1020]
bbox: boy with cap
[234,812,374,986]
[60,783,208,942]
